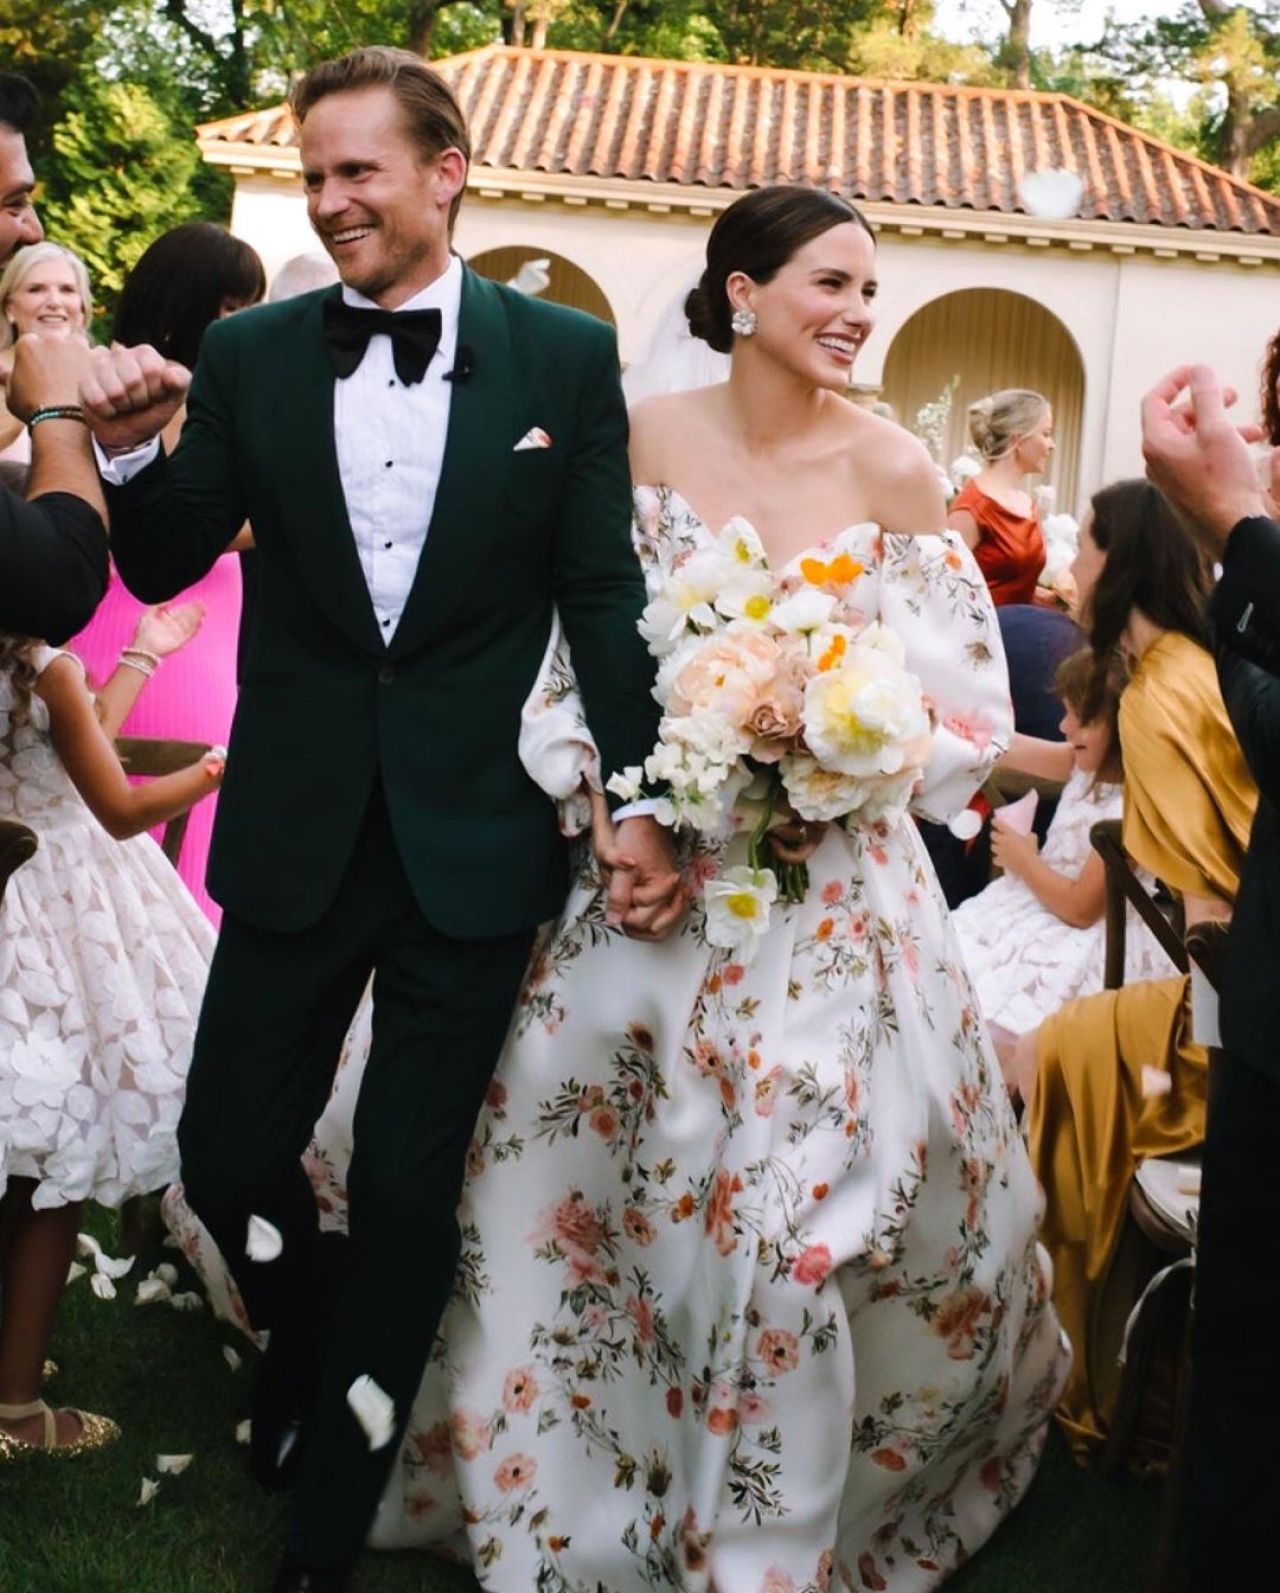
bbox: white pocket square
[514,427,553,452]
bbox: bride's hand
[767,800,827,864]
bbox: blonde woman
[948,387,1053,605]
[0,242,92,455]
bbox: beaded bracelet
[27,405,87,431]
[118,646,161,679]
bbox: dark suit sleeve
[551,323,660,805]
[0,483,108,644]
[1211,516,1280,804]
[108,319,247,603]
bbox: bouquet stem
[746,774,810,907]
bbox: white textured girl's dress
[952,769,1177,1037]
[0,648,214,1210]
[170,493,1068,1591]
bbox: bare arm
[946,506,980,550]
[991,827,1106,929]
[999,731,1074,783]
[38,657,221,841]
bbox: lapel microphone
[444,344,475,384]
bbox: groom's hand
[80,343,191,452]
[603,815,686,941]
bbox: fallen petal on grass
[245,1215,284,1263]
[156,1454,193,1476]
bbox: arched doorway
[881,289,1085,512]
[466,245,615,327]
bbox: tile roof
[199,45,1280,235]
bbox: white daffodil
[702,866,779,960]
[245,1214,284,1263]
[714,571,775,627]
[347,1375,396,1452]
[718,517,768,569]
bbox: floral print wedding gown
[169,489,1068,1591]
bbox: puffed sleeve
[518,610,601,838]
[877,531,1013,824]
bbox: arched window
[882,288,1085,512]
[466,246,616,327]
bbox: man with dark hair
[0,70,108,642]
[1142,365,1280,1590]
[82,45,681,1592]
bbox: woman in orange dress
[948,388,1053,605]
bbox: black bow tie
[322,298,443,386]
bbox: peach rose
[550,1194,605,1256]
[501,1366,539,1414]
[623,1206,656,1246]
[791,1243,833,1287]
[756,1328,800,1374]
[449,1409,490,1460]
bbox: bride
[171,186,1067,1589]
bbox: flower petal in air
[223,1346,242,1373]
[137,1478,160,1508]
[245,1214,284,1263]
[347,1374,396,1452]
[156,1454,193,1476]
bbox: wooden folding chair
[1090,817,1224,1592]
[114,736,212,867]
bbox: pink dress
[69,556,241,924]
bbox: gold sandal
[0,1398,119,1461]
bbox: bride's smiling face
[727,222,877,390]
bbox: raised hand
[79,343,191,452]
[6,332,95,420]
[601,813,687,942]
[133,601,206,657]
[1141,364,1266,550]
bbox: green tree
[39,72,205,307]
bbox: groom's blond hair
[289,47,471,235]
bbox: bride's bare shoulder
[629,387,725,480]
[839,404,947,533]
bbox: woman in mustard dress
[1011,478,1257,1457]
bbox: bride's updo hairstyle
[685,185,875,354]
[967,389,1050,463]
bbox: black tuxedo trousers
[177,785,534,1568]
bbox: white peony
[702,866,779,960]
[779,755,869,823]
[802,634,930,779]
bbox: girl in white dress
[0,609,221,1459]
[171,187,1067,1591]
[953,649,1176,1071]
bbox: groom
[82,47,678,1593]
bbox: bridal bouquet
[608,520,932,951]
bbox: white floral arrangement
[608,522,932,954]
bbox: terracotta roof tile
[200,45,1280,235]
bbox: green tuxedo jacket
[108,268,659,937]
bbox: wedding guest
[1011,478,1257,1459]
[71,222,265,920]
[0,75,107,642]
[0,612,220,1458]
[948,388,1052,605]
[954,648,1174,1083]
[0,242,93,454]
[1141,362,1280,1588]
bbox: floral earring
[731,307,758,338]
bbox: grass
[0,1206,1161,1593]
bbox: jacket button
[377,664,395,685]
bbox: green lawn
[0,1206,1161,1592]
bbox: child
[0,606,221,1457]
[952,649,1174,1081]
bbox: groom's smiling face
[300,84,466,310]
